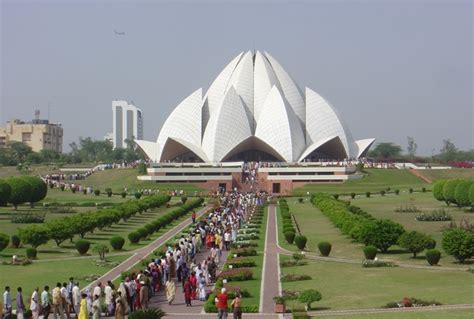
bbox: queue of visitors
[2,190,264,319]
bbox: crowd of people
[2,190,264,319]
[241,162,259,185]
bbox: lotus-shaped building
[136,51,374,163]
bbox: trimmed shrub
[298,198,304,203]
[350,193,356,199]
[137,228,149,239]
[363,245,378,260]
[0,180,11,206]
[75,240,91,255]
[442,228,474,263]
[110,236,125,250]
[134,192,142,200]
[422,187,426,193]
[433,180,447,202]
[443,180,460,205]
[105,188,113,197]
[317,242,332,257]
[281,273,312,282]
[395,189,400,195]
[26,248,37,259]
[333,194,339,200]
[454,180,473,207]
[380,190,386,196]
[94,189,100,196]
[121,191,127,198]
[6,177,32,209]
[359,219,405,253]
[11,235,21,248]
[398,231,431,258]
[284,231,296,244]
[469,183,474,207]
[409,188,414,194]
[294,235,307,250]
[128,232,141,244]
[426,249,441,266]
[298,289,322,311]
[366,192,371,198]
[0,233,9,251]
[425,238,436,250]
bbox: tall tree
[438,139,458,162]
[368,142,402,159]
[407,136,417,157]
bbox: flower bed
[236,233,259,240]
[362,259,397,268]
[217,268,254,281]
[231,247,257,257]
[226,257,256,268]
[280,273,312,282]
[230,240,258,249]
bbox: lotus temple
[136,51,375,194]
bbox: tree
[368,142,402,159]
[359,219,405,252]
[454,180,473,208]
[432,180,447,203]
[398,231,431,258]
[20,176,48,207]
[7,177,32,209]
[407,136,417,157]
[9,141,33,163]
[470,183,474,207]
[438,139,458,162]
[442,228,474,263]
[46,218,75,246]
[298,289,322,310]
[18,225,49,249]
[0,233,9,251]
[0,179,11,206]
[443,179,461,206]
[93,244,109,261]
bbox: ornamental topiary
[433,180,447,202]
[137,228,148,239]
[110,236,125,250]
[395,189,400,195]
[294,235,307,250]
[0,179,11,206]
[0,233,9,251]
[128,231,140,244]
[426,249,441,266]
[284,231,296,244]
[297,289,322,311]
[94,189,100,196]
[11,235,21,248]
[454,180,473,208]
[75,239,91,255]
[470,183,474,207]
[121,191,127,198]
[363,245,378,260]
[366,192,371,198]
[134,192,142,199]
[26,248,37,259]
[317,242,332,257]
[443,180,461,206]
[350,193,356,199]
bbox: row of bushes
[0,176,47,209]
[433,179,474,207]
[16,195,171,250]
[312,193,406,252]
[128,197,204,244]
[279,199,307,249]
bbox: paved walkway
[84,206,209,290]
[260,204,284,314]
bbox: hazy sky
[1,0,473,155]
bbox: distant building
[0,113,63,153]
[112,101,143,149]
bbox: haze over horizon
[1,0,473,156]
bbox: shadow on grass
[38,250,68,254]
[383,249,409,255]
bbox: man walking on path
[216,288,228,319]
[3,286,12,319]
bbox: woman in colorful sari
[78,293,89,319]
[165,278,176,305]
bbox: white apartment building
[112,101,143,148]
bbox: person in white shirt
[3,286,12,319]
[30,288,39,319]
[93,282,102,299]
[60,283,70,319]
[72,283,81,316]
[104,281,114,316]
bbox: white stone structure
[136,51,374,162]
[112,101,143,149]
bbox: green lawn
[1,254,131,296]
[417,168,474,182]
[82,169,204,193]
[292,169,428,196]
[315,309,474,319]
[279,193,471,267]
[224,206,268,310]
[280,255,474,311]
[0,200,182,261]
